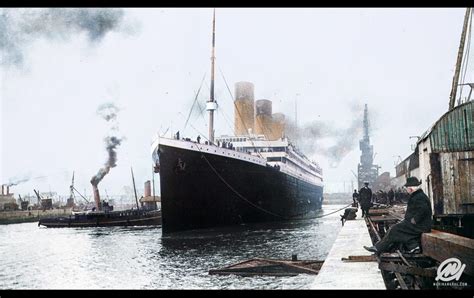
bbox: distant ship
[38,209,161,228]
[38,172,162,228]
[151,10,324,234]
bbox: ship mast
[206,9,217,143]
[449,7,472,110]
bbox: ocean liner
[151,11,324,234]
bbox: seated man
[364,177,432,254]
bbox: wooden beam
[341,255,377,262]
[380,253,427,261]
[379,262,437,278]
[368,209,390,215]
[394,272,409,289]
[369,216,400,222]
[421,230,474,276]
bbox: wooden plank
[421,230,474,276]
[370,216,400,222]
[379,262,437,278]
[394,272,409,290]
[341,255,377,262]
[380,253,427,261]
[368,209,390,215]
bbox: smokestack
[6,186,10,195]
[144,180,151,197]
[234,82,255,135]
[1,185,4,195]
[92,184,101,211]
[91,168,109,211]
[255,99,273,138]
[271,113,286,140]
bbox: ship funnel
[92,184,101,211]
[272,113,286,140]
[144,180,151,197]
[255,99,273,137]
[234,81,255,135]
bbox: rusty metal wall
[430,101,474,152]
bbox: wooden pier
[310,208,386,289]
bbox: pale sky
[1,8,472,197]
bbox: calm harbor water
[0,204,345,289]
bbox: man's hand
[410,218,416,225]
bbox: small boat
[38,167,162,228]
[208,258,324,276]
[38,209,161,228]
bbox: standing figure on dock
[364,177,432,255]
[352,189,359,207]
[388,188,394,205]
[358,182,372,218]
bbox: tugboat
[38,169,161,228]
[38,208,161,228]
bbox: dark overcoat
[359,186,372,208]
[404,189,432,232]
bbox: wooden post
[449,8,472,110]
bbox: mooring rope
[197,146,286,219]
[312,203,353,219]
[196,144,353,220]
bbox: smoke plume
[7,176,30,187]
[0,8,126,67]
[6,174,47,186]
[285,102,365,167]
[91,103,123,186]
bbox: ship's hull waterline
[158,143,323,234]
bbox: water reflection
[0,205,344,289]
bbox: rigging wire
[196,141,337,219]
[184,73,207,131]
[177,100,332,221]
[218,67,270,160]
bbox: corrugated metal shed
[429,101,474,152]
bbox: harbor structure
[357,104,379,189]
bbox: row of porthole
[190,145,262,163]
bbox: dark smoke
[91,103,123,186]
[285,102,364,168]
[97,102,119,122]
[0,8,125,67]
[105,136,122,169]
[7,176,30,187]
[6,174,47,186]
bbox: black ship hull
[158,143,323,233]
[38,210,161,228]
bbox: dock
[310,208,386,289]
